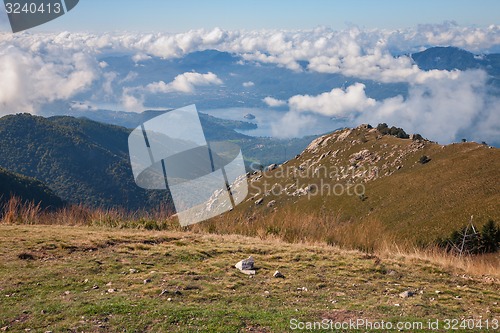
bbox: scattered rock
[399,291,415,298]
[18,253,35,261]
[267,200,276,208]
[235,256,256,275]
[273,270,285,278]
[267,164,278,171]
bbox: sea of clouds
[0,23,499,144]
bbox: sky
[0,0,499,145]
[5,0,498,33]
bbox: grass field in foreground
[0,225,498,332]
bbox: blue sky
[24,0,500,32]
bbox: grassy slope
[0,225,498,332]
[221,126,499,247]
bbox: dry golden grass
[1,197,498,279]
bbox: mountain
[41,107,317,169]
[0,167,64,210]
[0,113,313,210]
[411,46,500,86]
[0,114,171,211]
[209,125,500,248]
[411,46,482,71]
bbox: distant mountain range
[77,47,499,111]
[412,46,500,86]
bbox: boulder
[235,256,256,275]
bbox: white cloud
[145,72,222,94]
[275,70,499,144]
[263,96,287,107]
[132,53,151,63]
[242,81,255,87]
[288,83,376,116]
[0,48,98,115]
[121,88,144,112]
[0,25,499,144]
[271,111,317,138]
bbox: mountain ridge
[206,124,500,248]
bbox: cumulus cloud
[274,70,499,144]
[271,111,317,138]
[145,72,222,94]
[132,53,151,63]
[289,83,376,116]
[263,96,287,107]
[121,87,144,112]
[0,47,98,115]
[0,25,499,144]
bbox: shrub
[438,220,499,255]
[419,155,431,164]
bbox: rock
[129,268,138,274]
[399,291,415,298]
[107,289,116,293]
[255,198,264,206]
[92,285,99,290]
[143,279,152,284]
[273,270,285,278]
[267,164,278,171]
[267,200,276,208]
[64,291,70,295]
[167,298,172,302]
[235,256,256,275]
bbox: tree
[480,220,499,253]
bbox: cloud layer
[0,24,499,143]
[272,70,500,144]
